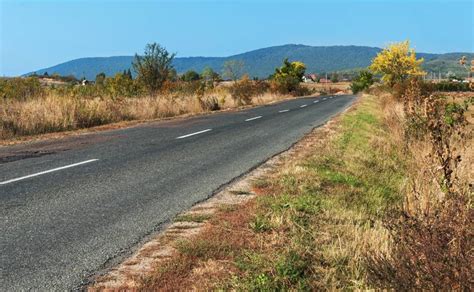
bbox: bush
[181,70,201,82]
[0,77,44,100]
[350,70,374,94]
[434,81,471,92]
[271,59,306,95]
[105,73,141,99]
[228,75,269,105]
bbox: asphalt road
[0,94,356,290]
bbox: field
[301,81,351,94]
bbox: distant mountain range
[27,44,473,80]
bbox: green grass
[226,94,406,290]
[174,213,212,223]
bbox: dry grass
[0,87,293,140]
[302,81,351,94]
[366,85,474,290]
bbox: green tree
[95,72,106,86]
[126,69,133,79]
[132,43,176,95]
[181,70,201,82]
[201,67,220,82]
[271,59,306,93]
[350,70,374,94]
[222,60,245,81]
[330,72,339,83]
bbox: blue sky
[1,0,473,76]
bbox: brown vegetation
[366,79,473,290]
[0,77,314,140]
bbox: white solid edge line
[176,128,212,139]
[245,116,262,122]
[0,159,99,185]
[279,109,289,113]
[300,104,307,108]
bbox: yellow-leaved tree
[370,41,425,86]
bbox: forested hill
[28,44,473,80]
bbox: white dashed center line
[279,109,289,113]
[245,116,262,122]
[0,159,99,185]
[176,129,212,139]
[323,98,327,100]
[313,100,319,103]
[300,104,307,108]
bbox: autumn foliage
[370,41,425,86]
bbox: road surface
[0,95,356,290]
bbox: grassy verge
[139,94,407,290]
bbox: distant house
[303,74,317,83]
[81,79,94,86]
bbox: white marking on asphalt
[329,96,334,99]
[176,128,212,139]
[0,159,99,185]
[323,98,327,100]
[313,100,319,103]
[279,109,289,113]
[245,116,262,122]
[300,104,307,108]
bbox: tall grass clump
[367,79,473,290]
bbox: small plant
[249,214,270,232]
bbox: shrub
[350,70,374,94]
[228,75,268,105]
[181,70,201,82]
[0,77,44,100]
[105,73,141,99]
[434,81,471,92]
[270,59,306,94]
